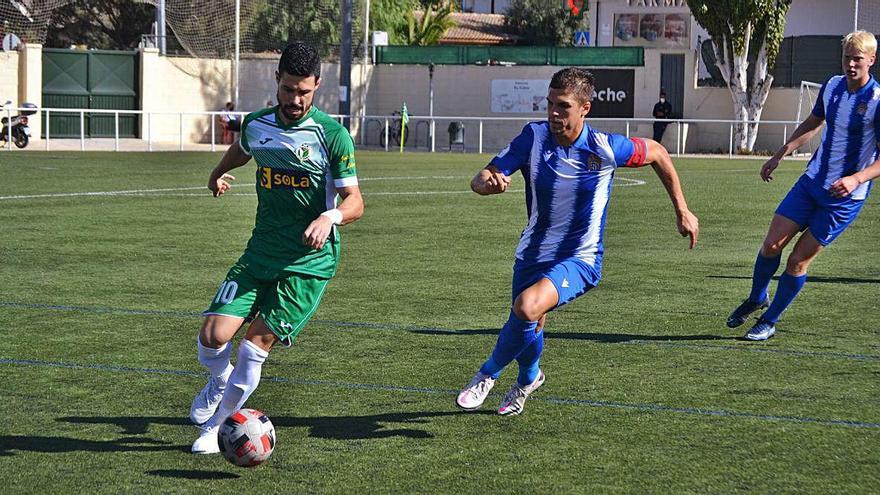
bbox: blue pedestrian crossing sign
[574,31,590,47]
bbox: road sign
[574,31,590,47]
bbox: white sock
[205,340,269,429]
[197,337,233,382]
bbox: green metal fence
[376,45,644,66]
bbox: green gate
[42,49,139,138]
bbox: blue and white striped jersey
[807,75,880,200]
[491,121,646,268]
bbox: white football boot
[497,370,545,416]
[456,372,496,410]
[191,423,221,454]
[190,370,230,425]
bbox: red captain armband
[624,137,647,167]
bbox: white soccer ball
[218,408,276,467]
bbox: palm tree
[406,1,456,46]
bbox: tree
[45,0,156,50]
[505,0,584,46]
[370,0,455,46]
[250,0,363,57]
[370,0,418,45]
[689,0,792,153]
[407,1,456,46]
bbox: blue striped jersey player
[727,31,880,341]
[456,67,699,416]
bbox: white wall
[140,48,233,143]
[784,0,857,36]
[0,51,19,109]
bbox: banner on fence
[490,70,635,118]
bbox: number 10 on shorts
[214,280,239,304]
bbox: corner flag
[400,102,409,153]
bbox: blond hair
[843,30,877,55]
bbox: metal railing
[1,105,814,158]
[348,114,809,158]
[1,106,247,152]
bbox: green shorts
[204,258,331,346]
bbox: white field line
[115,190,518,197]
[0,185,209,200]
[0,176,645,201]
[359,175,465,181]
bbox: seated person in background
[218,101,240,144]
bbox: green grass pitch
[0,150,878,493]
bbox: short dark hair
[549,68,595,105]
[278,41,321,80]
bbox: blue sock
[479,311,539,379]
[761,272,807,323]
[749,251,781,303]
[516,329,544,386]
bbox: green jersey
[238,105,358,279]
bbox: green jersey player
[191,41,364,454]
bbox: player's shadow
[59,416,191,435]
[708,274,880,284]
[19,418,240,480]
[409,327,731,343]
[271,410,473,439]
[0,434,183,457]
[59,410,476,442]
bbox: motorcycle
[1,101,37,149]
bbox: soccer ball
[218,408,276,467]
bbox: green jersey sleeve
[325,125,358,185]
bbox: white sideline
[0,185,208,200]
[360,175,464,181]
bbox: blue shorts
[512,258,601,308]
[776,175,866,246]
